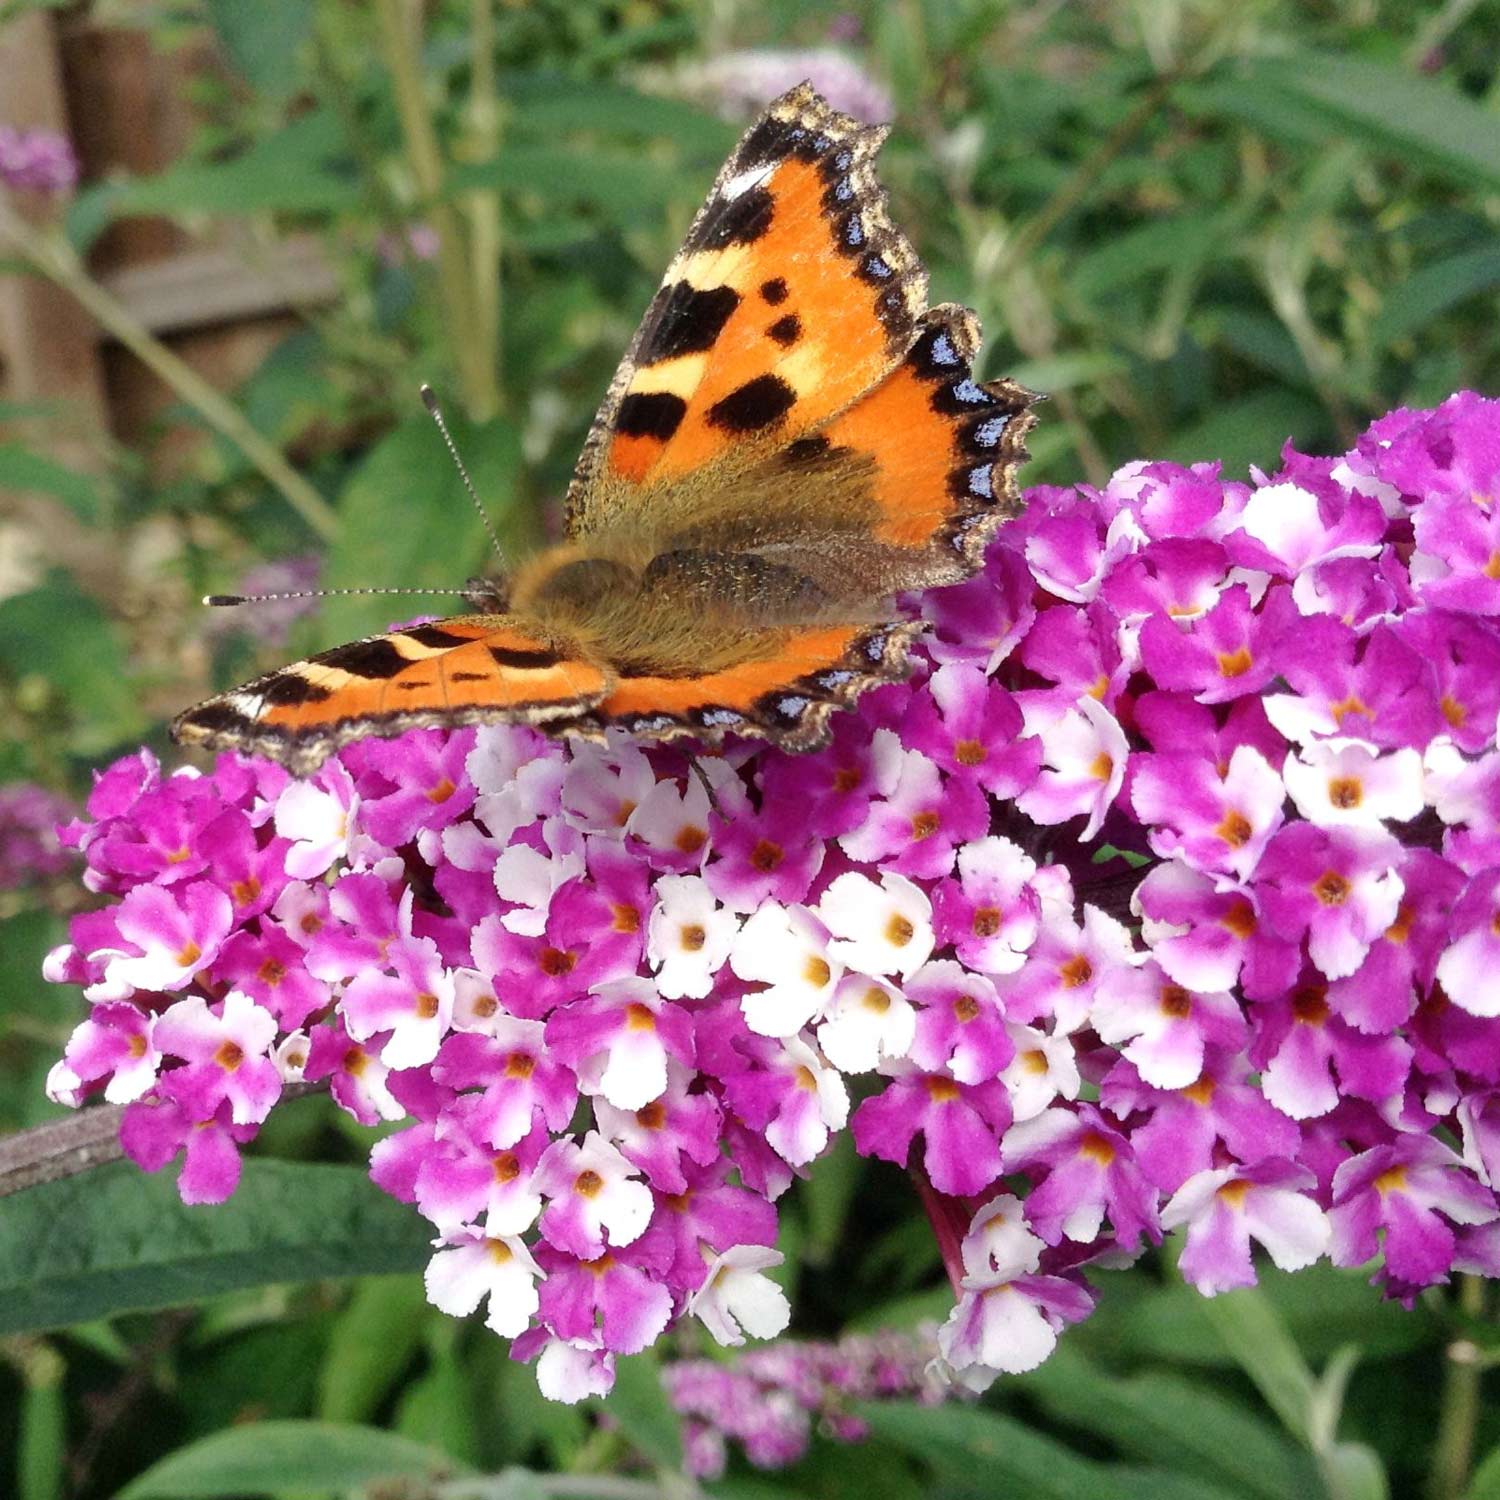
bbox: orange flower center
[750,838,785,872]
[1058,954,1093,988]
[1216,646,1253,678]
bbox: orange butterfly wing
[172,619,610,774]
[565,84,926,522]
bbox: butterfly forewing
[565,84,928,524]
[172,619,611,773]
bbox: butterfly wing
[171,618,611,773]
[565,83,927,523]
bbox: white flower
[767,1036,849,1165]
[577,978,674,1112]
[1425,739,1497,828]
[1284,738,1423,829]
[537,1131,653,1251]
[647,874,738,999]
[274,761,358,879]
[1237,481,1381,573]
[535,1337,614,1404]
[1015,694,1129,841]
[729,902,841,1037]
[816,973,915,1073]
[424,1233,545,1337]
[998,1023,1081,1122]
[689,1245,790,1347]
[561,741,657,834]
[960,1193,1045,1280]
[937,1277,1060,1388]
[451,968,503,1034]
[273,1030,309,1082]
[493,817,585,935]
[626,772,712,865]
[817,871,934,978]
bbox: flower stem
[1427,1275,1487,1500]
[0,207,339,540]
[0,1082,326,1198]
[461,0,504,413]
[375,0,501,422]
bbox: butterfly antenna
[420,384,507,565]
[204,587,477,608]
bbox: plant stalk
[375,0,501,421]
[0,207,338,539]
[1427,1275,1487,1500]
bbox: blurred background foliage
[2,1,1500,1497]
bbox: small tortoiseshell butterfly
[172,85,1037,774]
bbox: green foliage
[4,0,1500,1496]
[0,1160,430,1336]
[113,1421,469,1499]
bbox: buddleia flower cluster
[43,391,1500,1402]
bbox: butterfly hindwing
[816,304,1038,580]
[171,618,611,773]
[572,618,923,750]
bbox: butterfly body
[173,85,1036,774]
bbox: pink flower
[152,992,282,1124]
[1163,1159,1329,1294]
[1330,1136,1497,1293]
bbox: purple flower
[0,781,75,887]
[1163,1159,1329,1295]
[686,49,893,123]
[0,125,78,194]
[1330,1136,1497,1293]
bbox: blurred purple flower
[0,125,78,195]
[0,782,75,888]
[203,555,320,649]
[687,50,893,124]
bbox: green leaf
[502,72,735,151]
[1321,1443,1389,1500]
[0,571,146,754]
[319,412,523,645]
[1161,389,1325,477]
[800,1130,863,1266]
[856,1401,1110,1498]
[1018,1346,1319,1500]
[600,1350,683,1472]
[203,0,313,97]
[1248,55,1500,195]
[1468,1441,1500,1499]
[113,1420,470,1498]
[1108,1264,1438,1368]
[0,1160,431,1336]
[1198,1287,1317,1442]
[0,910,69,1132]
[17,1341,65,1500]
[0,441,100,518]
[111,110,358,218]
[315,1274,429,1423]
[1372,246,1500,347]
[394,1331,483,1467]
[450,146,687,222]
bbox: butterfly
[172,84,1037,775]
